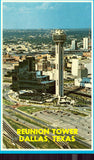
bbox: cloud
[19,7,32,14]
[3,2,54,14]
[3,4,32,14]
[36,3,54,10]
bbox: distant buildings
[71,39,77,50]
[36,56,50,71]
[83,51,91,57]
[71,58,89,78]
[43,69,56,81]
[3,53,26,63]
[35,54,55,71]
[71,58,79,76]
[84,62,91,75]
[78,65,88,79]
[75,77,91,88]
[83,37,89,50]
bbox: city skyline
[3,2,91,29]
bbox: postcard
[0,0,93,154]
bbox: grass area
[86,108,91,111]
[4,108,49,129]
[76,101,91,107]
[76,135,85,141]
[4,115,26,131]
[4,108,12,113]
[17,106,51,124]
[44,102,53,106]
[33,138,59,149]
[3,135,19,149]
[3,116,60,149]
[65,109,87,117]
[64,80,74,83]
[3,98,14,106]
[17,106,45,114]
[69,93,91,101]
[69,141,90,149]
[4,108,53,135]
[70,110,87,117]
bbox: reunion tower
[53,30,66,100]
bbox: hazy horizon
[3,28,91,30]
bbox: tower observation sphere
[52,29,66,99]
[53,29,66,43]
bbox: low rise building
[75,77,91,88]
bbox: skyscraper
[71,58,79,76]
[83,37,89,50]
[71,39,77,50]
[53,30,66,99]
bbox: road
[3,120,36,149]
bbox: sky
[3,2,92,29]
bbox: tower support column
[53,30,66,100]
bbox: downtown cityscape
[2,2,92,150]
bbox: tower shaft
[53,29,66,99]
[56,42,64,97]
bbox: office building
[83,37,89,50]
[71,58,79,77]
[12,56,55,94]
[71,39,77,50]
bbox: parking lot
[34,109,91,144]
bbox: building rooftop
[41,80,54,84]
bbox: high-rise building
[83,37,89,50]
[71,39,77,50]
[12,56,55,93]
[53,30,66,98]
[71,58,79,76]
